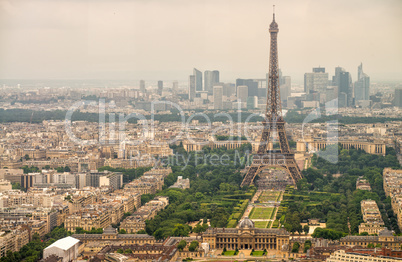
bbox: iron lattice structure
[240,11,303,187]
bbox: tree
[222,247,227,255]
[12,182,21,190]
[292,242,300,253]
[188,241,199,252]
[172,224,190,237]
[303,225,310,235]
[177,240,187,251]
[119,229,127,234]
[193,223,208,233]
[116,249,123,254]
[304,240,312,253]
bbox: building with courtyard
[202,218,290,252]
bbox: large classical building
[202,218,290,254]
[296,139,386,155]
[340,229,402,250]
[72,226,155,246]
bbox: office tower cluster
[236,72,291,109]
[189,68,220,102]
[302,63,371,108]
[186,67,294,110]
[140,64,373,111]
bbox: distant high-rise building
[237,85,248,102]
[172,81,178,92]
[194,68,203,92]
[157,81,163,95]
[246,96,258,109]
[213,85,223,110]
[332,67,344,87]
[332,67,353,107]
[204,70,219,94]
[340,71,353,106]
[236,79,258,97]
[223,83,236,97]
[354,63,370,101]
[280,76,291,102]
[395,88,402,108]
[140,80,146,94]
[304,67,328,102]
[188,75,196,101]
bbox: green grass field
[249,207,274,219]
[267,221,272,228]
[222,251,236,256]
[258,191,281,202]
[251,251,265,256]
[254,221,268,228]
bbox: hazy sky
[0,0,401,83]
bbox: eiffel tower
[241,8,303,187]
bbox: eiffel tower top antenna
[273,5,275,20]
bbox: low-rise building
[327,248,402,262]
[170,176,190,189]
[359,199,385,234]
[43,236,80,262]
[356,176,371,191]
[0,227,30,258]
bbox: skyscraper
[395,88,402,108]
[194,68,203,92]
[237,85,248,102]
[246,96,258,109]
[188,75,196,101]
[172,81,178,92]
[354,63,370,101]
[332,67,344,88]
[280,76,291,103]
[340,71,353,107]
[332,67,353,107]
[204,70,219,94]
[140,80,146,94]
[213,85,223,110]
[157,81,163,95]
[304,67,328,102]
[236,79,258,97]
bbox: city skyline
[0,0,401,82]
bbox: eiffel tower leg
[285,158,302,185]
[277,121,290,153]
[240,165,261,187]
[257,121,271,154]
